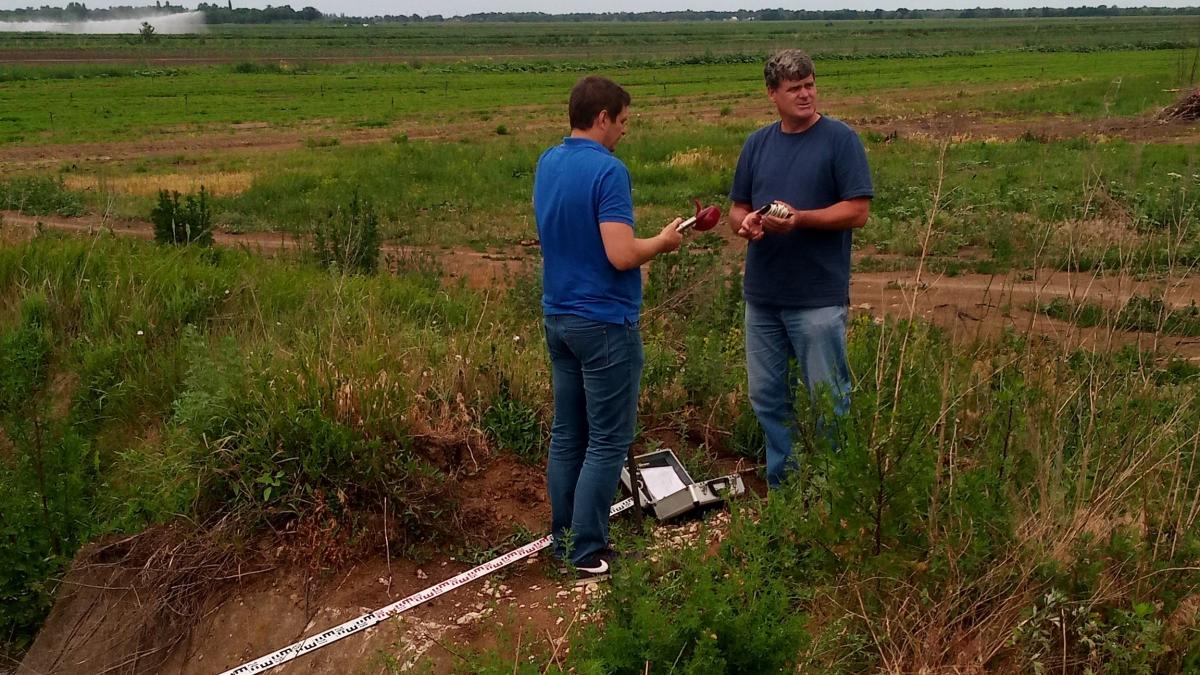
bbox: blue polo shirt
[730,116,874,308]
[534,137,639,325]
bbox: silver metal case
[620,449,746,520]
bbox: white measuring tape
[221,497,635,675]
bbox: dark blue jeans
[544,313,643,565]
[745,302,850,488]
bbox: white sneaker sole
[573,573,611,586]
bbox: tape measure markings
[221,497,635,675]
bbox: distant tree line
[0,1,321,22]
[2,3,1199,24]
[195,2,321,23]
[0,1,189,22]
[450,6,1200,22]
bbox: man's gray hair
[764,49,815,90]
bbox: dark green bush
[312,192,382,274]
[575,517,811,674]
[0,293,52,414]
[0,295,96,651]
[151,187,214,246]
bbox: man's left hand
[760,201,801,234]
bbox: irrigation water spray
[0,11,206,33]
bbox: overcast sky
[1,0,1197,18]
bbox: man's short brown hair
[569,76,631,131]
[764,49,815,90]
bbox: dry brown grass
[833,146,1200,672]
[63,172,255,197]
[666,147,724,170]
[1051,216,1142,251]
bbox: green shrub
[312,192,382,275]
[172,330,441,524]
[0,175,84,217]
[138,21,157,43]
[0,296,96,651]
[151,187,214,246]
[680,329,729,406]
[574,519,811,674]
[481,376,546,464]
[0,293,52,414]
[304,136,341,148]
[728,398,764,459]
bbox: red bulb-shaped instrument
[676,199,722,233]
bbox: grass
[44,125,1193,275]
[456,198,1200,671]
[3,164,1200,671]
[462,316,1200,672]
[3,33,1196,278]
[1037,294,1200,336]
[0,174,84,216]
[0,234,485,650]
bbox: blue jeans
[544,313,644,565]
[745,302,850,488]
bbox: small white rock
[456,612,484,626]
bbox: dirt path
[855,110,1200,145]
[7,211,1200,360]
[853,269,1200,360]
[1,211,530,288]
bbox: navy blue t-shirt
[730,116,874,308]
[534,137,639,325]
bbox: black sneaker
[597,547,619,563]
[571,552,611,583]
[598,547,643,565]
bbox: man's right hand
[657,218,684,253]
[737,210,764,241]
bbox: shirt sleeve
[597,163,635,227]
[834,129,874,201]
[729,135,756,204]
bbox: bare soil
[17,446,558,674]
[17,440,732,674]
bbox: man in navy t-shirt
[728,49,874,488]
[534,76,682,577]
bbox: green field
[4,43,1197,276]
[2,48,1195,146]
[2,15,1198,60]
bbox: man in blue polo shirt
[729,49,874,489]
[534,76,682,577]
